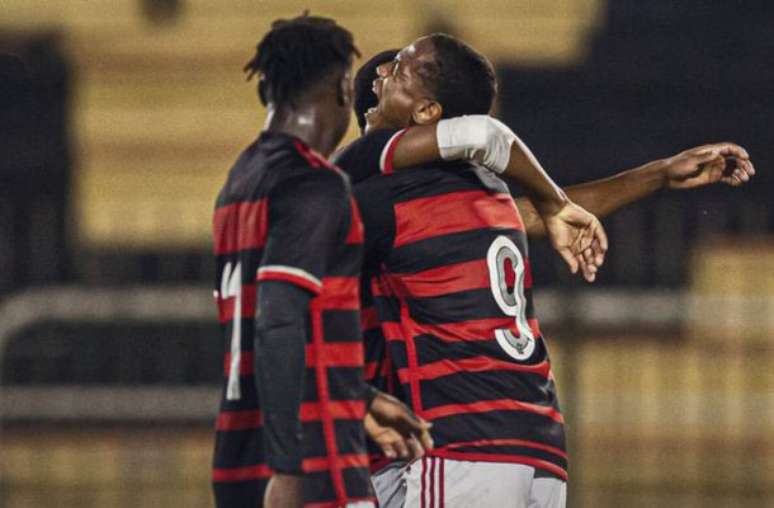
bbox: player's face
[369,37,437,129]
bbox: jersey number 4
[221,261,243,400]
[486,236,536,361]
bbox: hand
[365,391,433,460]
[665,142,754,189]
[542,201,608,283]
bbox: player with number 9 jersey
[334,128,567,502]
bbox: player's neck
[264,104,339,158]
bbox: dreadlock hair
[416,33,497,119]
[353,49,399,131]
[244,14,360,107]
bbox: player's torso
[211,133,367,481]
[358,164,567,480]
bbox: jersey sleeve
[257,172,348,294]
[332,128,406,183]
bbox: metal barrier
[0,286,772,508]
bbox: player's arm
[337,117,606,280]
[254,172,347,475]
[516,143,755,237]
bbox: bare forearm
[517,159,667,237]
[503,136,567,214]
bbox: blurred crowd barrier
[1,240,773,508]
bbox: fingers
[392,435,410,459]
[416,422,434,451]
[721,157,756,187]
[380,440,398,460]
[578,255,597,282]
[713,142,749,160]
[592,220,609,255]
[559,248,579,274]
[406,435,426,460]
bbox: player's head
[353,48,399,132]
[370,33,496,130]
[244,14,360,140]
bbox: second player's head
[366,34,496,131]
[244,14,360,144]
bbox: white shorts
[371,458,566,508]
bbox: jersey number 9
[486,235,535,361]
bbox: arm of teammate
[516,142,755,237]
[254,173,347,474]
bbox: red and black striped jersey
[334,129,568,481]
[211,131,374,507]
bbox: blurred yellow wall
[1,0,603,248]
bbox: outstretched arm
[517,143,755,237]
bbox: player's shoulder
[332,128,403,169]
[271,163,350,209]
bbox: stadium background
[1,0,772,506]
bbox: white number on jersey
[220,261,243,400]
[486,235,535,361]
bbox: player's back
[356,162,567,481]
[211,131,371,507]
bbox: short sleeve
[257,172,348,294]
[332,128,405,183]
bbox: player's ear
[412,99,442,125]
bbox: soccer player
[211,16,431,508]
[333,35,754,507]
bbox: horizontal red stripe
[213,200,268,255]
[212,463,272,482]
[420,398,564,424]
[386,259,490,298]
[216,401,367,431]
[314,277,360,310]
[306,342,364,368]
[300,401,366,422]
[212,453,370,483]
[381,318,541,343]
[223,351,253,376]
[303,453,371,473]
[361,307,379,331]
[216,284,256,323]
[445,438,568,460]
[394,191,522,248]
[224,342,364,377]
[346,198,365,244]
[364,361,378,380]
[258,270,321,294]
[363,359,391,382]
[397,356,551,384]
[429,449,568,481]
[382,318,510,342]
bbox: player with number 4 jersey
[211,15,433,508]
